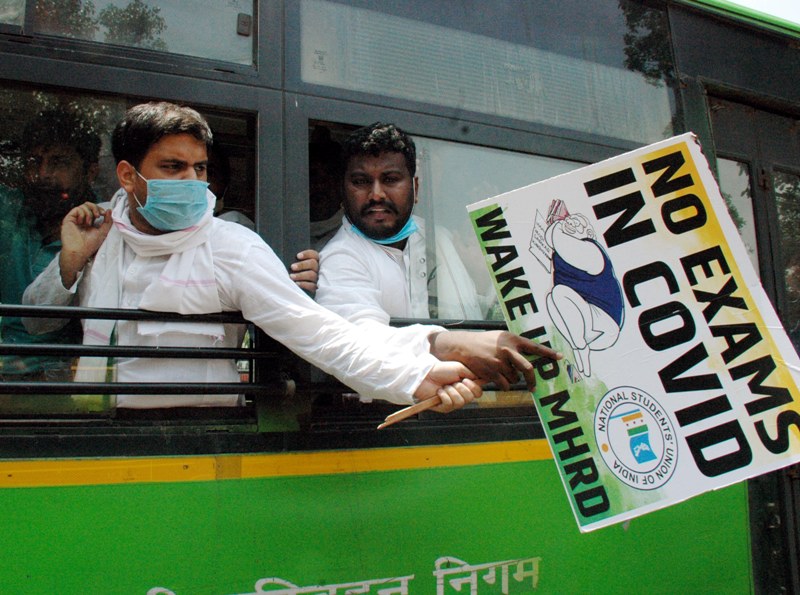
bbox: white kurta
[316,216,484,359]
[24,202,436,408]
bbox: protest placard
[468,133,800,532]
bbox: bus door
[709,95,800,593]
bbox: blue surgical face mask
[133,171,209,232]
[349,215,419,245]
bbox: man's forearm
[22,254,78,334]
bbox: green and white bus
[0,1,797,593]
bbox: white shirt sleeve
[317,230,445,358]
[225,241,437,405]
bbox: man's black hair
[111,101,213,168]
[341,122,416,177]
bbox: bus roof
[681,0,800,37]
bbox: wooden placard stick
[376,395,443,430]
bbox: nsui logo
[594,387,677,490]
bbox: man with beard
[316,122,561,393]
[0,108,101,382]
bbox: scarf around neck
[76,189,224,382]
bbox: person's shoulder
[320,220,370,255]
[0,184,23,208]
[211,216,262,244]
[217,210,255,231]
[209,217,277,269]
[0,185,29,231]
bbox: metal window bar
[0,305,521,397]
[0,304,291,398]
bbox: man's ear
[117,160,137,193]
[413,176,420,204]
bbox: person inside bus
[0,107,101,383]
[316,122,561,392]
[309,126,345,251]
[207,142,254,231]
[22,101,482,411]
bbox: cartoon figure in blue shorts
[545,213,624,377]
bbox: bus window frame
[0,1,280,87]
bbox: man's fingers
[291,259,319,273]
[518,339,562,361]
[462,377,484,400]
[431,388,457,413]
[293,250,320,272]
[431,380,478,413]
[291,269,317,281]
[503,348,537,390]
[489,369,512,391]
[99,210,113,232]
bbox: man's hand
[413,361,483,413]
[59,202,113,289]
[429,330,562,392]
[290,249,319,295]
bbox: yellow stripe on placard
[0,439,553,489]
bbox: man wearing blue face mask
[316,123,561,392]
[22,102,483,410]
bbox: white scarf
[76,189,223,382]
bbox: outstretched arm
[428,330,561,392]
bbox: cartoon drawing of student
[544,213,624,377]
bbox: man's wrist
[428,330,457,360]
[59,252,87,289]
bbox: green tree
[98,0,167,51]
[34,0,98,38]
[619,0,676,88]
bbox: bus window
[716,157,759,274]
[0,87,117,413]
[414,136,581,322]
[0,84,256,415]
[29,0,255,65]
[0,0,24,28]
[776,170,800,349]
[298,0,677,144]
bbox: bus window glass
[775,170,800,347]
[31,0,255,65]
[299,0,676,144]
[0,87,121,413]
[0,0,25,26]
[716,157,759,274]
[0,85,256,415]
[414,135,581,322]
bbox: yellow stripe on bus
[0,439,553,489]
